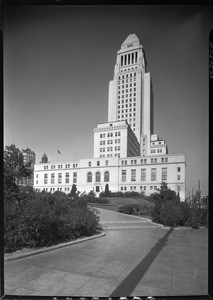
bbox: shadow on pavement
[110,227,173,297]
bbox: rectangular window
[151,168,157,181]
[177,175,181,180]
[131,169,136,181]
[88,161,91,167]
[65,172,69,183]
[141,169,146,181]
[51,173,55,184]
[105,160,108,166]
[122,170,127,182]
[165,157,168,162]
[162,168,167,181]
[161,158,164,163]
[177,167,181,172]
[44,174,48,184]
[73,172,77,183]
[97,161,100,166]
[58,173,62,184]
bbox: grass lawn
[90,197,154,212]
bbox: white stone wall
[34,154,186,201]
[108,80,117,122]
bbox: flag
[57,149,62,155]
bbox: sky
[3,5,212,197]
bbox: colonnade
[121,52,138,66]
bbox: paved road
[4,209,208,297]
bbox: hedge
[4,189,102,253]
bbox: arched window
[104,171,110,182]
[96,172,101,183]
[87,172,92,183]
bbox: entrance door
[95,186,100,193]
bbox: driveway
[4,208,208,297]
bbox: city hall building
[34,33,186,200]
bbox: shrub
[4,189,102,253]
[118,203,152,216]
[81,191,109,204]
[159,202,182,227]
[185,206,208,229]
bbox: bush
[159,202,182,227]
[4,190,102,253]
[185,206,208,229]
[81,191,109,204]
[118,203,152,216]
[100,191,144,198]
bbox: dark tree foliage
[4,144,32,197]
[104,184,111,196]
[68,184,77,198]
[80,191,109,204]
[4,190,102,252]
[149,183,208,228]
[118,203,152,216]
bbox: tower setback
[33,34,186,200]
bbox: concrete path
[4,209,208,297]
[98,208,162,229]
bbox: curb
[4,232,106,262]
[102,226,161,230]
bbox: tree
[69,184,77,198]
[4,144,32,198]
[150,182,179,204]
[104,184,111,196]
[150,183,183,226]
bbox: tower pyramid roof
[121,33,141,46]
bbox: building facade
[34,33,186,200]
[18,148,36,186]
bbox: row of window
[100,131,120,139]
[44,163,78,170]
[41,171,111,185]
[120,67,138,73]
[118,81,136,87]
[151,141,163,145]
[120,185,181,192]
[43,172,77,185]
[118,99,136,106]
[118,87,136,93]
[121,168,181,182]
[87,171,109,183]
[100,146,121,152]
[118,108,136,113]
[88,160,108,167]
[120,185,157,191]
[100,153,120,158]
[100,139,121,145]
[118,93,136,99]
[151,149,164,154]
[118,113,136,120]
[121,157,170,165]
[118,72,137,79]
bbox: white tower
[108,33,167,156]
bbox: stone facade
[33,33,186,200]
